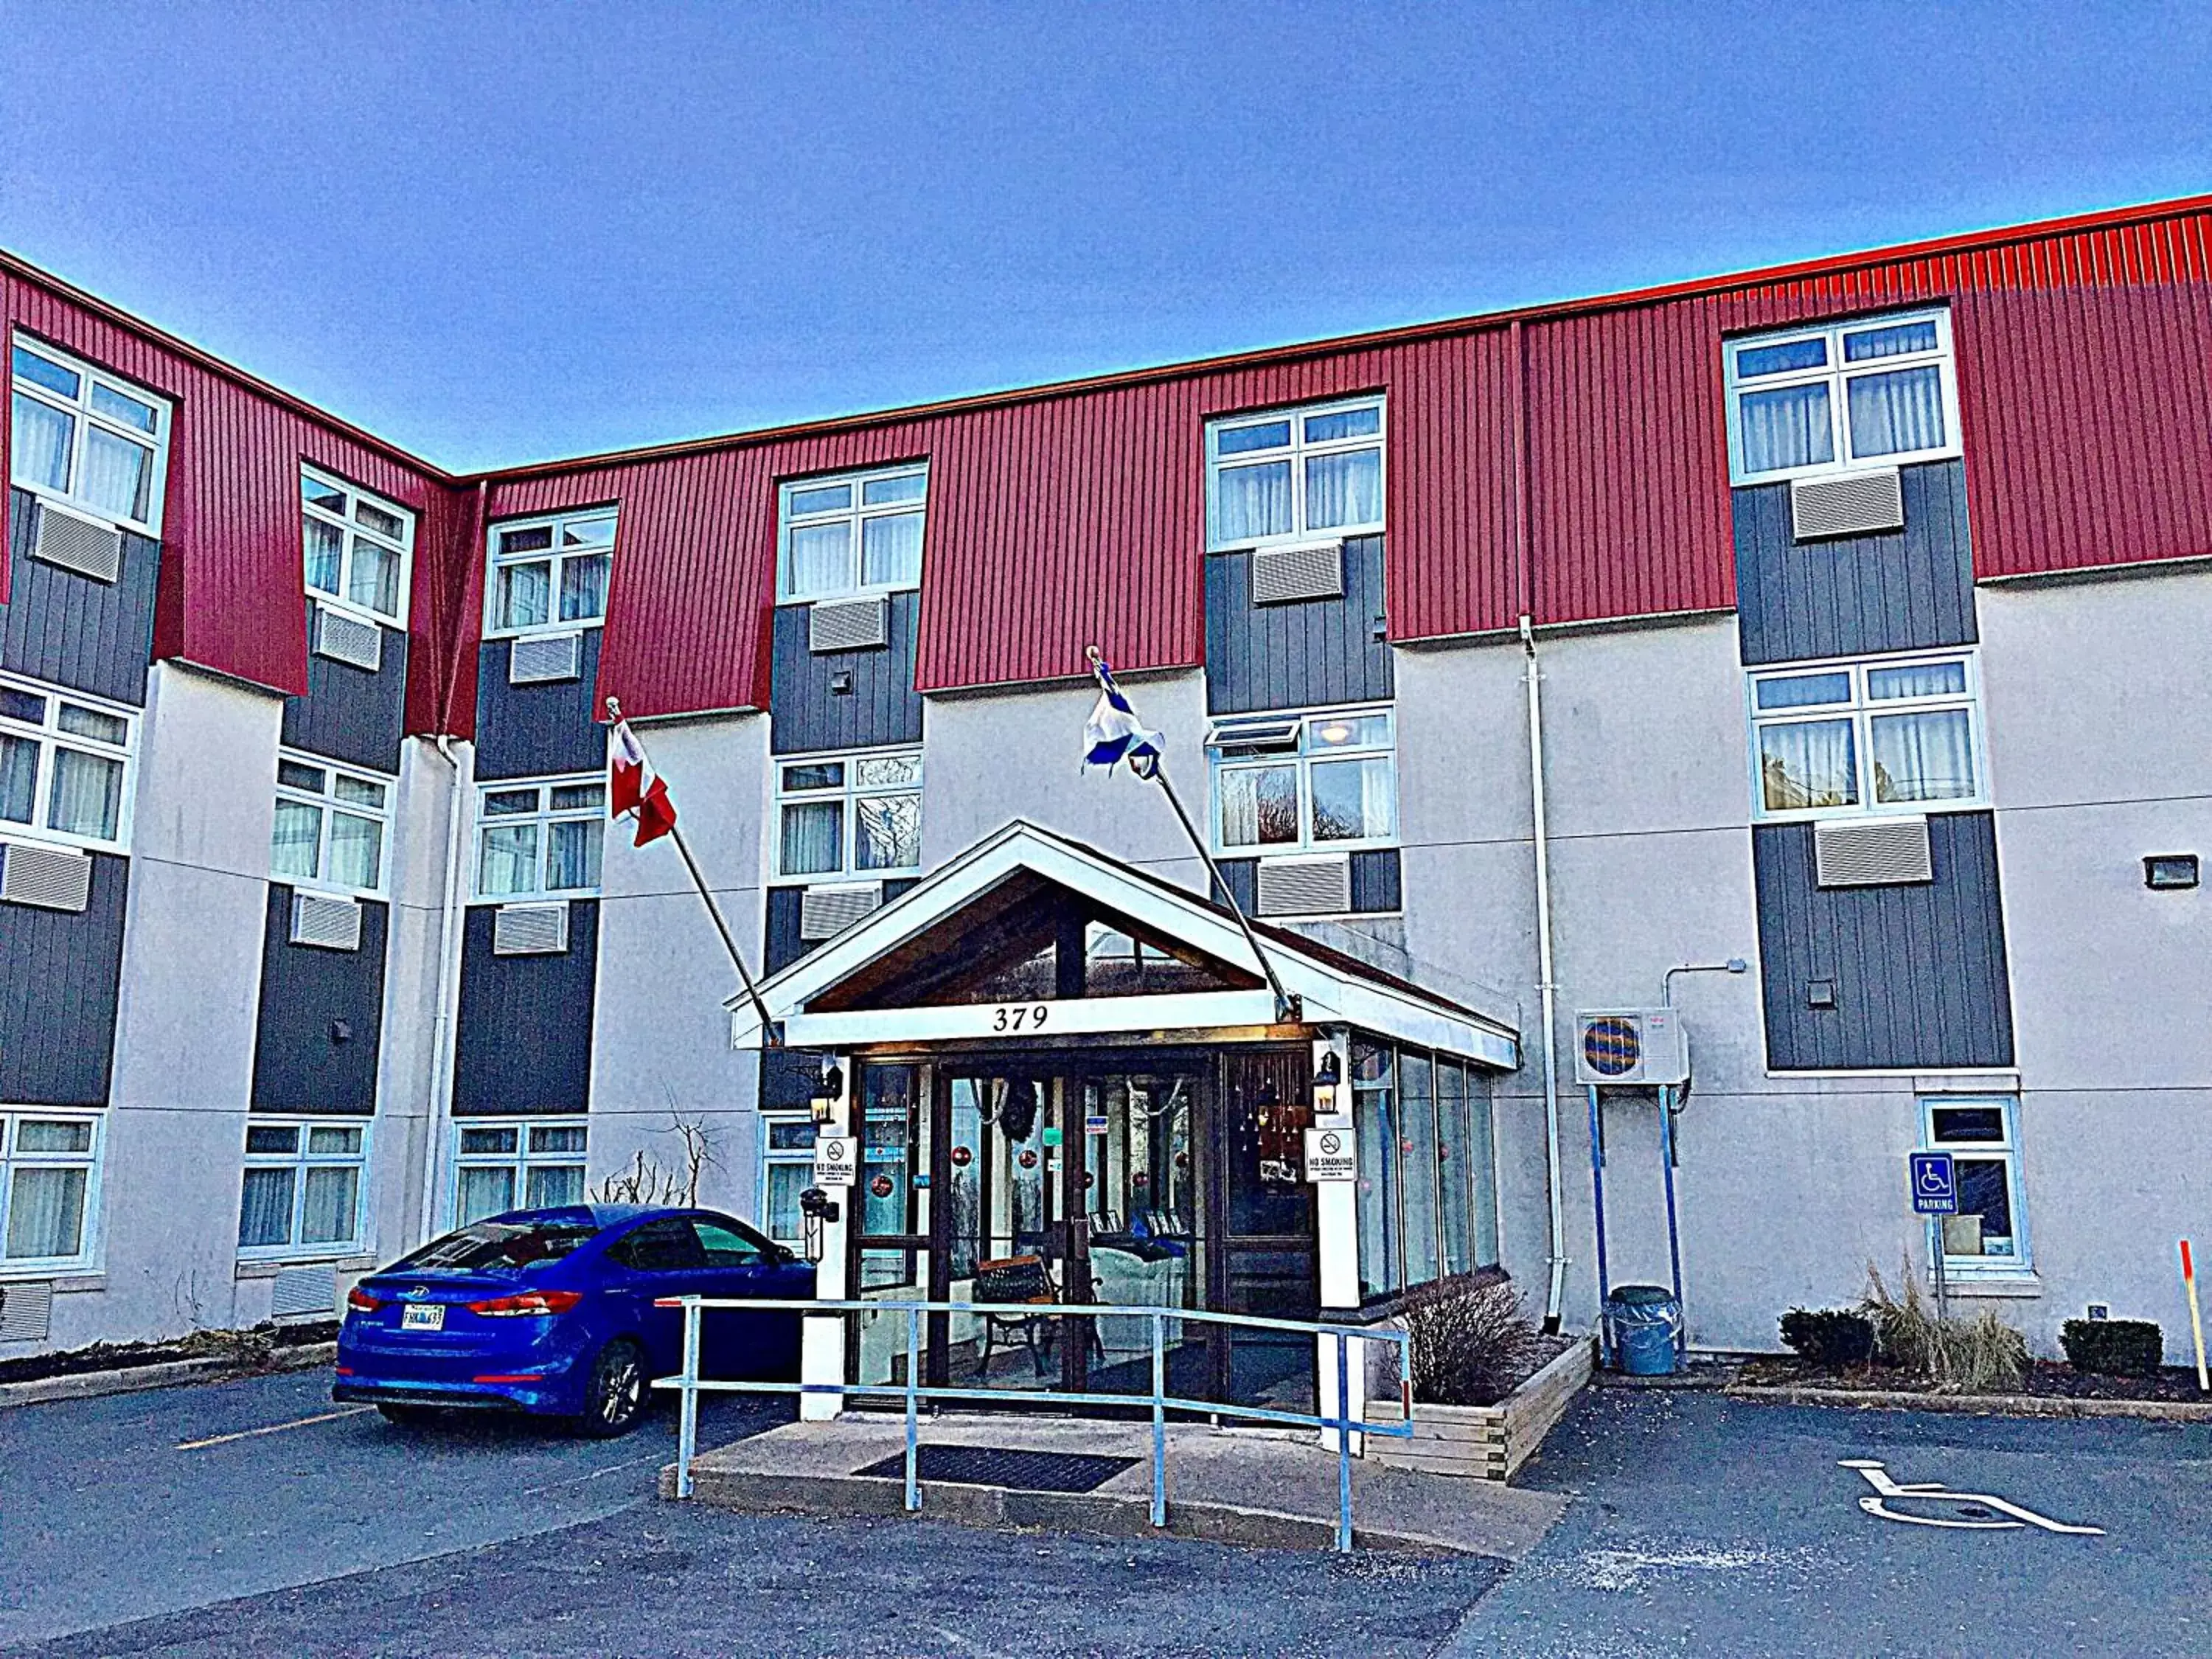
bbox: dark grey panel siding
[768,592,925,755]
[281,603,408,773]
[762,877,917,975]
[760,1044,828,1111]
[1213,860,1257,916]
[1752,811,2014,1071]
[1734,461,1976,667]
[1206,535,1392,715]
[0,851,128,1107]
[1214,853,1397,916]
[249,886,388,1114]
[473,631,606,782]
[453,900,598,1114]
[2,490,161,706]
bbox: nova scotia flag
[1082,651,1164,778]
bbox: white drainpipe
[417,733,470,1246]
[1521,615,1569,1333]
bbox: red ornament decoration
[951,1145,973,1168]
[1018,1150,1038,1169]
[869,1174,894,1199]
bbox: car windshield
[395,1219,600,1272]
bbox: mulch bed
[1736,1354,2209,1404]
[0,1320,338,1386]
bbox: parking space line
[176,1406,375,1451]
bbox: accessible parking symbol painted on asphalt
[1839,1459,2104,1535]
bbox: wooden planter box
[1365,1335,1595,1482]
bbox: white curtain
[1310,756,1394,840]
[1871,709,1975,802]
[526,1164,585,1209]
[785,523,851,597]
[479,822,539,895]
[236,1167,295,1249]
[456,1166,515,1226]
[303,520,344,595]
[1304,448,1381,531]
[327,811,381,888]
[1867,661,1966,700]
[300,1166,359,1245]
[350,539,402,617]
[496,561,551,630]
[1739,383,1834,473]
[0,734,37,824]
[558,552,609,622]
[46,750,122,840]
[546,819,602,890]
[1218,765,1296,847]
[6,1166,87,1259]
[1214,460,1293,543]
[1760,719,1857,810]
[272,801,322,880]
[860,512,923,586]
[10,393,72,491]
[779,801,844,876]
[80,428,151,521]
[1848,366,1945,458]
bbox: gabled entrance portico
[731,821,1520,1419]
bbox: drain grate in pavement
[852,1445,1141,1494]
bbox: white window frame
[1205,394,1385,552]
[1920,1096,2032,1279]
[1723,307,1962,486]
[759,1114,816,1251]
[301,465,414,628]
[451,1119,589,1226]
[1205,706,1397,855]
[484,508,618,640]
[775,462,929,602]
[9,336,172,536]
[272,751,393,899]
[236,1116,370,1263]
[0,1108,103,1276]
[1745,650,1986,824]
[773,747,925,884]
[0,669,137,854]
[472,774,606,902]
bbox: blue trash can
[1607,1284,1681,1376]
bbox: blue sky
[4,2,2207,472]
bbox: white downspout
[417,732,469,1246]
[1522,614,1569,1333]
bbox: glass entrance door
[1209,1049,1319,1412]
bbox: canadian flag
[608,719,678,847]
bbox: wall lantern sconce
[1312,1048,1343,1115]
[811,1061,845,1125]
[2144,854,2199,891]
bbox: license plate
[400,1304,445,1332]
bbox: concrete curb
[1725,1382,2212,1423]
[0,1341,337,1411]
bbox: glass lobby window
[1923,1099,2031,1274]
[1725,308,1959,484]
[486,509,616,637]
[777,463,928,601]
[1,1111,100,1271]
[1207,708,1396,854]
[1206,396,1384,549]
[1748,653,1982,819]
[775,751,923,881]
[453,1120,588,1225]
[300,467,414,625]
[760,1117,818,1251]
[237,1119,367,1258]
[10,339,171,533]
[475,777,605,900]
[271,754,391,897]
[1398,1054,1441,1288]
[1352,1040,1400,1300]
[0,672,135,852]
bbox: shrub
[1863,1264,2029,1394]
[1402,1271,1543,1408]
[2060,1318,2163,1377]
[1779,1307,1877,1369]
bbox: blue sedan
[333,1205,813,1436]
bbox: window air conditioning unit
[1815,815,1933,887]
[270,1264,339,1321]
[1255,852,1352,917]
[1790,467,1904,541]
[1249,540,1345,605]
[1573,1008,1691,1088]
[32,502,124,584]
[290,891,364,951]
[809,595,889,653]
[799,882,881,941]
[313,603,383,672]
[509,630,582,684]
[0,1280,55,1344]
[0,839,93,913]
[494,901,570,956]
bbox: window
[1,1110,100,1273]
[453,1120,588,1226]
[1922,1098,2031,1276]
[301,467,414,626]
[1724,308,1959,484]
[0,672,135,852]
[1350,1046,1498,1301]
[1206,396,1384,550]
[695,1217,769,1267]
[271,754,391,897]
[761,1116,817,1250]
[10,340,170,534]
[1206,708,1396,853]
[1352,1042,1399,1301]
[1747,653,1983,821]
[776,750,923,881]
[237,1119,368,1259]
[486,509,616,638]
[475,777,605,900]
[776,463,927,601]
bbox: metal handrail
[650,1295,1412,1553]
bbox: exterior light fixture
[811,1061,845,1124]
[2144,854,2199,891]
[1312,1048,1343,1115]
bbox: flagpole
[606,698,782,1046]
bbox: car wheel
[579,1338,650,1438]
[376,1403,439,1427]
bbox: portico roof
[728,821,1520,1068]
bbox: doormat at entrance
[853,1445,1141,1494]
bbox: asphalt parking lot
[4,1368,2205,1657]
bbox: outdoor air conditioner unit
[313,603,383,672]
[1249,539,1344,605]
[290,891,364,952]
[0,1280,55,1344]
[270,1264,339,1321]
[1815,815,1933,887]
[0,839,94,913]
[809,595,889,653]
[494,901,570,956]
[1255,852,1352,917]
[32,502,124,584]
[508,630,582,684]
[800,882,882,941]
[1573,1008,1691,1087]
[1790,467,1904,540]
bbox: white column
[800,1056,853,1422]
[1310,1026,1368,1450]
